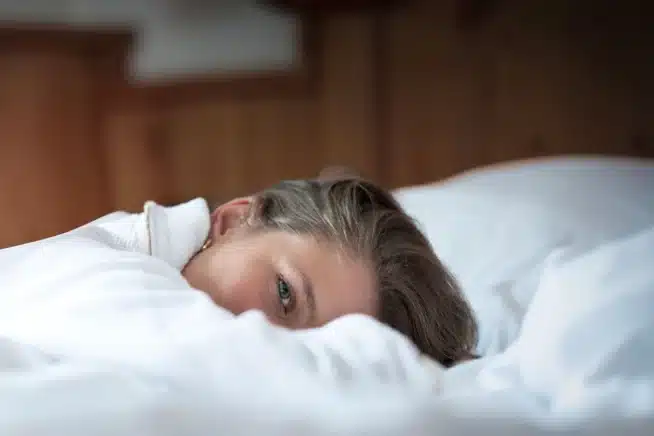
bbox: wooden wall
[107,14,382,210]
[384,0,654,186]
[0,30,121,247]
[1,0,652,247]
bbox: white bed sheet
[0,156,653,435]
[1,225,653,435]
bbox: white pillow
[394,157,654,356]
[394,187,573,356]
[511,226,654,413]
[420,156,654,241]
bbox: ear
[317,166,361,181]
[210,197,252,239]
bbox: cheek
[312,261,377,324]
[220,275,268,315]
[214,252,271,315]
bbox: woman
[182,169,478,367]
[0,168,477,369]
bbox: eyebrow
[298,270,316,325]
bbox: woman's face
[182,198,376,328]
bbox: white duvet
[1,157,653,435]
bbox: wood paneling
[124,13,379,207]
[386,0,490,186]
[384,0,654,187]
[101,95,169,211]
[159,97,323,205]
[1,0,652,246]
[319,14,378,180]
[0,49,111,247]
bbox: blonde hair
[247,172,478,366]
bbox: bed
[1,155,653,435]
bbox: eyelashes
[276,275,296,316]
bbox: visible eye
[276,275,296,316]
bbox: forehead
[261,230,377,325]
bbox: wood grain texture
[0,50,111,247]
[384,0,654,187]
[318,14,378,180]
[137,13,379,206]
[0,0,652,247]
